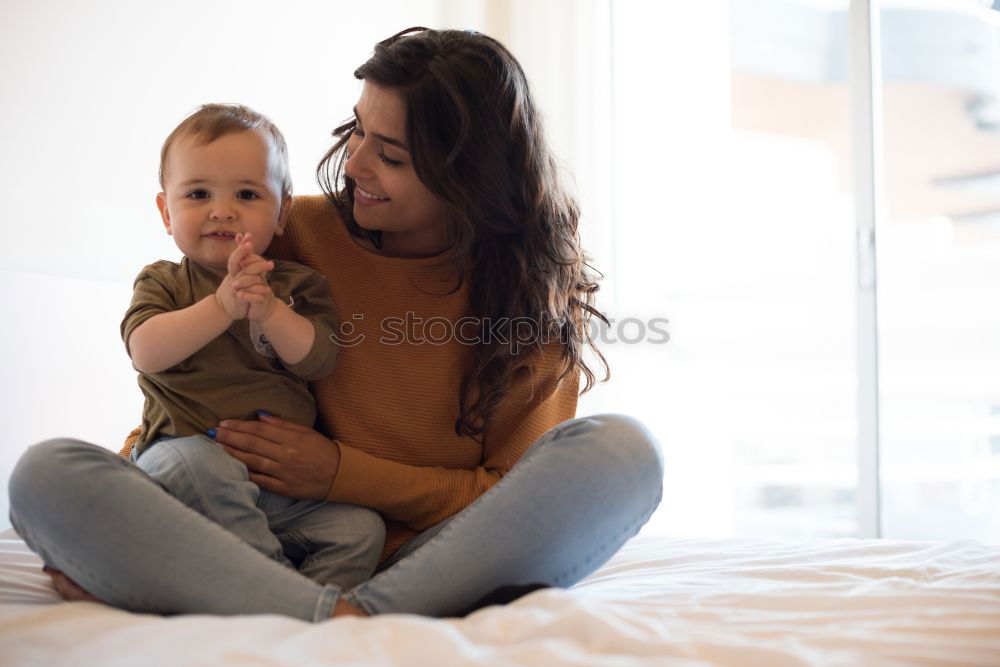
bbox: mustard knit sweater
[123,194,579,564]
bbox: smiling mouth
[356,186,389,201]
[203,231,237,240]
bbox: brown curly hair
[317,27,608,441]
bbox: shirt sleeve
[119,265,176,458]
[325,345,579,532]
[280,267,340,381]
[120,264,178,358]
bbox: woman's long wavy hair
[318,27,609,441]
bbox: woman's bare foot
[332,599,369,617]
[43,566,105,603]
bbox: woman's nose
[345,142,373,180]
[344,153,364,180]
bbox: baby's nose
[209,204,236,220]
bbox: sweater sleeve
[120,426,142,458]
[325,347,579,532]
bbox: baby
[121,103,384,590]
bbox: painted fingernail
[256,410,272,418]
[206,428,217,439]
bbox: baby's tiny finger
[228,245,251,276]
[245,287,271,301]
[245,259,274,274]
[233,275,266,290]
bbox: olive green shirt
[121,257,339,455]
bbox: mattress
[1,528,998,666]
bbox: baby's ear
[156,192,172,234]
[274,196,293,236]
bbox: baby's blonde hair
[159,103,292,198]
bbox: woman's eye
[347,123,401,167]
[237,190,259,200]
[187,189,209,200]
[378,150,402,168]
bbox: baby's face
[156,130,288,271]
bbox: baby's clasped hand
[233,233,278,322]
[214,233,276,321]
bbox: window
[877,0,1000,542]
[596,0,1000,540]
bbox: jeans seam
[296,530,318,571]
[556,493,662,587]
[312,584,340,621]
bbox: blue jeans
[132,435,385,590]
[8,414,663,621]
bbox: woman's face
[345,82,448,252]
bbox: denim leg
[8,438,339,621]
[259,493,386,590]
[134,435,291,566]
[342,413,664,617]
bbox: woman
[8,27,663,620]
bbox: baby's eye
[351,125,365,138]
[237,190,260,200]
[187,189,209,200]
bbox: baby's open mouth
[204,232,236,239]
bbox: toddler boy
[121,103,384,590]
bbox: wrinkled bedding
[2,528,999,666]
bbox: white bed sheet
[1,528,998,666]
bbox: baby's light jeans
[132,434,385,590]
[8,414,663,621]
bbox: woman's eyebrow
[353,106,410,152]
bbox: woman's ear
[156,192,172,235]
[274,195,293,236]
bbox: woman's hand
[212,414,341,500]
[43,566,105,604]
